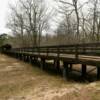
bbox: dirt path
[0,54,100,100]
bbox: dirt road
[0,54,100,100]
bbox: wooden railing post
[38,47,40,55]
[57,46,60,58]
[75,45,78,59]
[47,48,49,56]
[83,46,86,54]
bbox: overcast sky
[0,0,88,35]
[0,0,56,34]
[0,0,9,34]
[0,0,16,34]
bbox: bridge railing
[5,42,100,59]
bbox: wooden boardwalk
[2,42,100,80]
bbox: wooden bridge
[2,42,100,80]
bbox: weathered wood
[63,62,69,80]
[25,56,29,62]
[19,54,22,60]
[41,59,45,70]
[54,60,60,73]
[75,45,78,59]
[81,64,87,77]
[23,55,26,61]
[69,64,73,71]
[3,42,100,80]
[29,56,33,63]
[97,67,100,80]
[33,57,38,64]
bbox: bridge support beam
[41,59,45,70]
[54,60,60,73]
[33,57,38,65]
[16,53,19,59]
[23,55,25,61]
[97,67,100,80]
[25,56,29,62]
[69,64,73,71]
[29,56,33,63]
[23,55,26,62]
[81,64,87,77]
[63,62,69,80]
[19,54,22,60]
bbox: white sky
[0,0,88,35]
[0,0,9,34]
[0,0,16,34]
[0,0,55,34]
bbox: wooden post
[26,56,29,62]
[97,67,100,80]
[29,56,33,63]
[33,57,38,64]
[55,60,60,73]
[63,62,69,80]
[23,55,26,61]
[21,54,23,60]
[69,64,73,71]
[75,45,78,59]
[41,58,45,70]
[16,53,18,58]
[56,60,60,71]
[19,54,22,60]
[17,53,19,59]
[81,64,87,77]
[47,48,49,56]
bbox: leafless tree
[7,0,53,47]
[7,4,26,47]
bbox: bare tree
[7,4,26,47]
[7,0,52,47]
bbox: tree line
[6,0,100,47]
[55,0,100,44]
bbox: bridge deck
[13,52,100,66]
[2,42,100,80]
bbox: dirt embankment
[0,54,100,100]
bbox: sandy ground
[0,54,100,100]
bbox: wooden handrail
[3,42,100,59]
